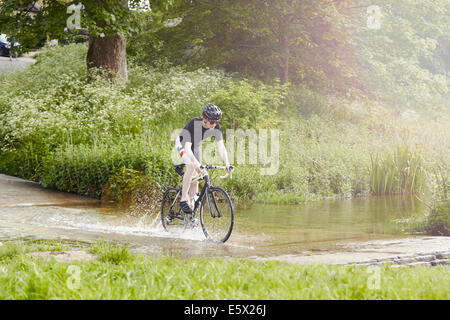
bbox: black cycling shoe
[180,201,193,214]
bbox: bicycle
[161,164,234,243]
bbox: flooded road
[1,174,448,264]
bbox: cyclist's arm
[216,140,232,171]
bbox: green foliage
[1,44,449,205]
[0,45,288,201]
[102,168,151,203]
[0,243,22,262]
[215,166,268,203]
[397,200,449,236]
[424,201,450,236]
[127,0,449,112]
[0,239,70,262]
[39,140,169,199]
[124,64,228,128]
[428,160,449,204]
[352,0,450,110]
[288,84,330,117]
[0,147,42,181]
[211,79,285,129]
[0,0,177,48]
[138,0,360,89]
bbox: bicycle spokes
[200,187,234,243]
[161,188,185,231]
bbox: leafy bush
[0,147,42,181]
[101,168,162,214]
[211,79,285,129]
[39,140,171,199]
[424,201,450,236]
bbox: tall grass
[370,144,425,195]
[395,159,449,236]
[0,240,449,300]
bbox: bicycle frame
[189,165,231,215]
[191,167,213,214]
[164,169,213,223]
[163,164,234,241]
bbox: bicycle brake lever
[219,172,232,179]
[220,165,234,179]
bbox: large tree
[0,0,173,82]
[140,0,361,92]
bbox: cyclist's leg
[187,148,201,208]
[174,138,194,208]
[181,162,195,203]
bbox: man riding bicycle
[174,103,234,223]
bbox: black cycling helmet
[202,103,222,121]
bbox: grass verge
[0,239,448,300]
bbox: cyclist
[174,103,234,223]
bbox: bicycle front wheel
[161,188,184,232]
[200,186,234,243]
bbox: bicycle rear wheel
[200,186,234,243]
[161,188,184,232]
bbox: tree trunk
[278,33,290,84]
[86,34,128,82]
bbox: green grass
[0,240,448,300]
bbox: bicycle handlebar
[199,165,234,179]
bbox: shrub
[101,168,162,214]
[39,140,171,199]
[211,79,285,129]
[424,201,450,236]
[0,147,42,181]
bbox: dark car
[0,40,11,57]
[0,35,20,57]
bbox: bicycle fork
[206,188,222,218]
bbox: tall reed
[369,144,425,195]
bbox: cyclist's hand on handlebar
[226,164,234,174]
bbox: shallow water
[0,175,427,260]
